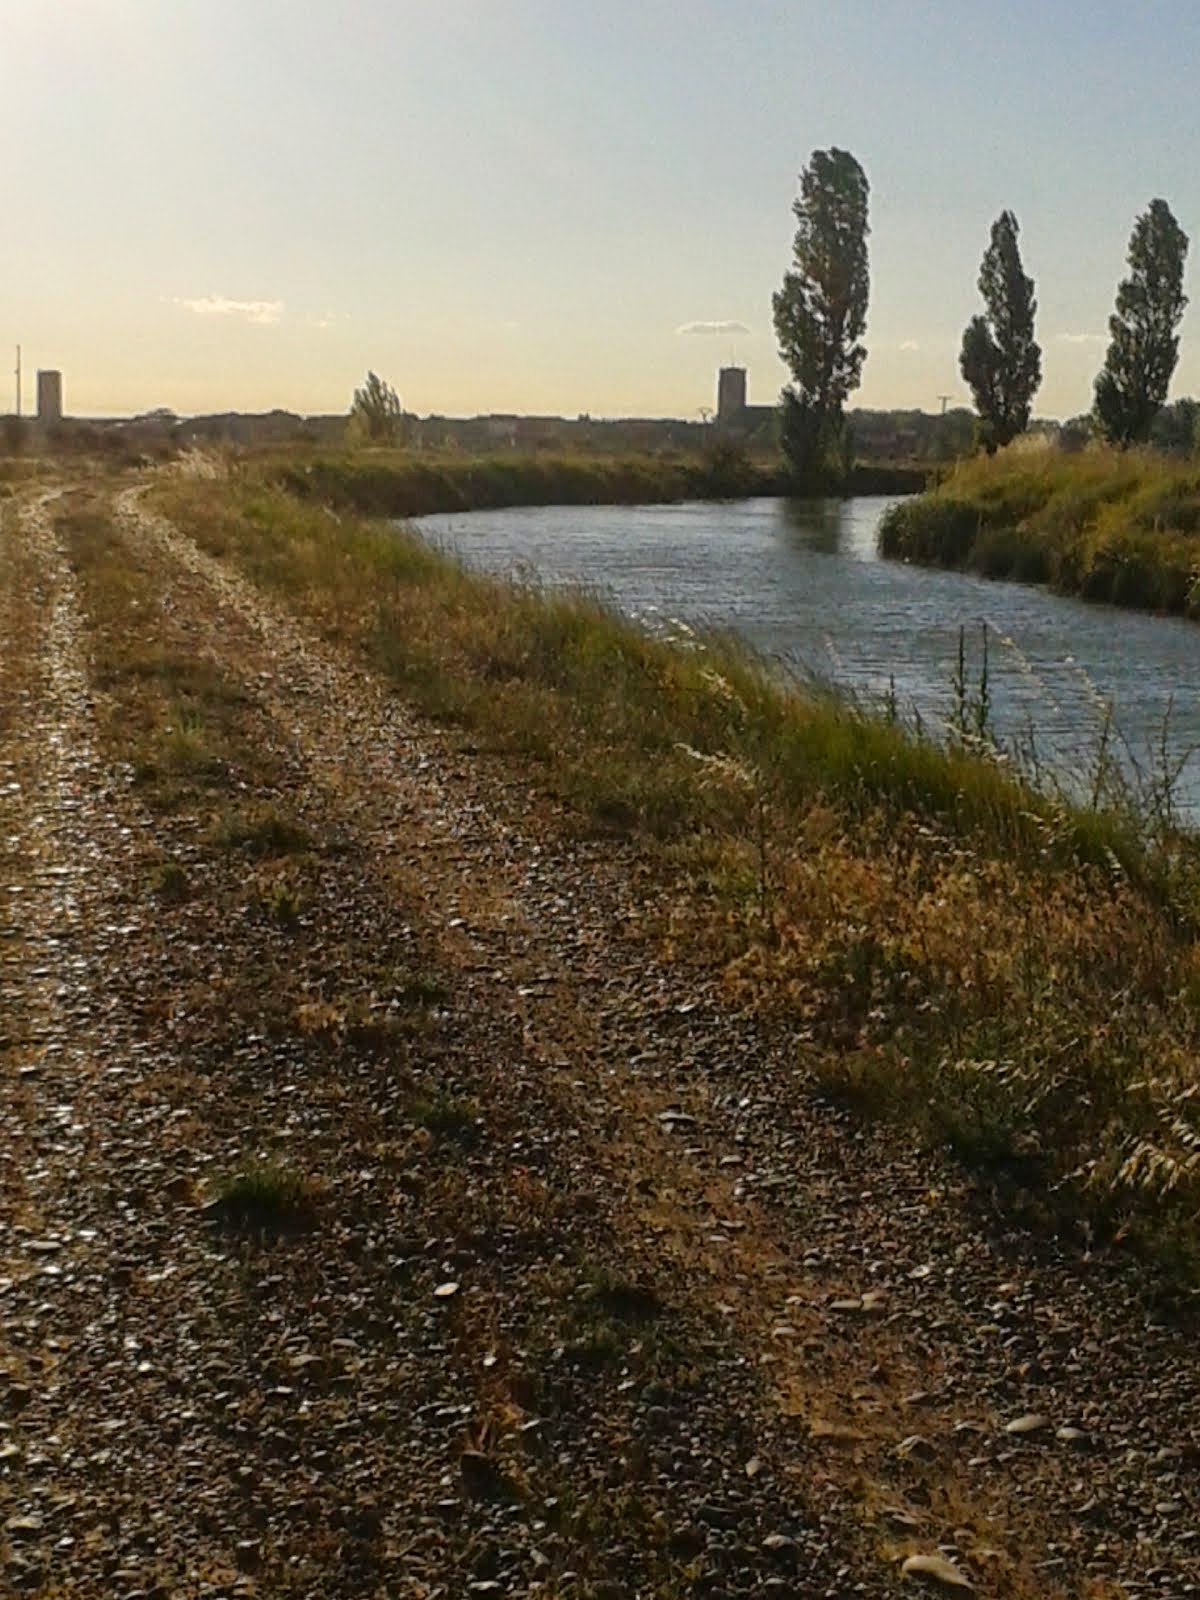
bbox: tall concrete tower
[716,366,747,423]
[37,370,63,427]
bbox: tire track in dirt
[0,488,134,1221]
[0,489,206,1593]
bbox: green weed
[392,968,450,1007]
[209,1161,318,1229]
[149,858,190,902]
[257,878,305,924]
[409,1092,479,1144]
[211,805,314,858]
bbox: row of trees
[773,148,1191,475]
[959,199,1189,453]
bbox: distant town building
[717,366,747,423]
[37,370,63,427]
[714,367,775,443]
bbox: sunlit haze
[7,0,1200,419]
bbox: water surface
[416,497,1200,817]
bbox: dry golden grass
[714,810,1200,1269]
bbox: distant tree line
[773,148,1191,480]
[1149,397,1200,454]
[1058,397,1200,456]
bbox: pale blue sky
[6,0,1200,418]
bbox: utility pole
[937,394,951,416]
[14,345,21,418]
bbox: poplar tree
[1094,199,1189,447]
[773,147,870,482]
[959,211,1041,453]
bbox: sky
[6,0,1200,420]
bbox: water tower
[37,370,63,427]
[717,366,747,424]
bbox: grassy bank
[879,448,1200,616]
[155,469,1200,1289]
[268,448,926,518]
[847,461,928,495]
[271,448,788,517]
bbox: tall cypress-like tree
[772,148,870,483]
[1094,199,1189,447]
[959,211,1041,454]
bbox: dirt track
[1,474,1197,1598]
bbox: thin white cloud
[676,319,751,337]
[1055,332,1106,345]
[172,295,284,325]
[899,339,920,352]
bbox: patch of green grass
[257,878,305,924]
[292,991,414,1054]
[157,701,224,774]
[583,1266,665,1324]
[409,1092,479,1144]
[557,1268,689,1376]
[211,804,315,858]
[209,1161,318,1229]
[563,1323,625,1371]
[148,858,190,903]
[392,967,450,1007]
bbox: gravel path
[1,477,1198,1598]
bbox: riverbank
[270,448,926,518]
[273,449,782,516]
[879,448,1200,617]
[156,466,1200,1292]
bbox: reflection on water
[780,498,847,556]
[415,496,1200,819]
